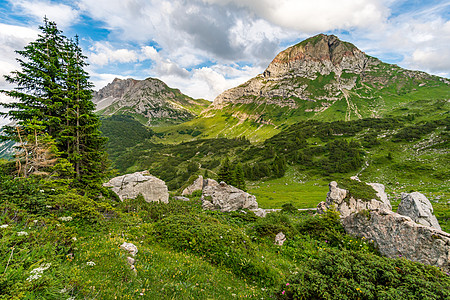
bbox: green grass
[248,168,329,209]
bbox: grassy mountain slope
[1,174,449,299]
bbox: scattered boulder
[317,181,391,218]
[343,209,450,273]
[251,208,268,218]
[173,196,190,201]
[398,192,441,230]
[120,242,138,257]
[104,171,169,203]
[274,232,286,246]
[201,179,258,212]
[182,175,204,196]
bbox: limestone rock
[120,242,138,257]
[104,171,169,203]
[182,175,204,196]
[317,181,391,218]
[343,210,450,273]
[201,179,258,212]
[126,256,135,266]
[173,196,190,201]
[251,208,267,218]
[275,232,286,246]
[398,192,441,230]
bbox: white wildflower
[26,263,51,281]
[60,288,67,293]
[58,216,73,222]
[46,205,52,209]
[33,220,38,223]
[56,224,61,227]
[0,224,8,228]
[39,190,44,193]
[72,237,77,241]
[86,261,96,266]
[17,231,28,236]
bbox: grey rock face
[398,192,441,230]
[104,171,169,203]
[317,181,391,218]
[343,210,450,273]
[201,179,258,212]
[182,175,204,196]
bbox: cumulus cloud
[8,0,80,28]
[204,0,391,32]
[0,23,39,90]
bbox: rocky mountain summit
[208,34,448,124]
[93,77,210,125]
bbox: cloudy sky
[0,0,449,102]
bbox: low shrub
[153,214,278,284]
[277,248,450,299]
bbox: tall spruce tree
[0,18,108,187]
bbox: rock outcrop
[104,171,169,203]
[201,179,258,212]
[318,180,449,272]
[182,175,204,196]
[317,181,391,218]
[398,192,441,230]
[343,210,450,273]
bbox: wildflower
[282,290,285,295]
[286,283,290,286]
[58,216,73,222]
[39,189,44,193]
[18,231,28,236]
[60,288,67,293]
[46,205,52,208]
[33,220,38,223]
[67,297,75,300]
[0,224,8,228]
[72,237,77,241]
[26,263,51,282]
[87,261,96,266]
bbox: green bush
[277,248,450,299]
[153,214,277,284]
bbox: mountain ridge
[93,77,211,126]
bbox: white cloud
[9,0,80,28]
[0,23,39,90]
[88,42,140,66]
[204,0,391,32]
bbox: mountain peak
[269,33,358,68]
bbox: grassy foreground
[1,175,449,299]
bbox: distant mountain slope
[202,34,449,127]
[93,77,211,125]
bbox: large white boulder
[104,171,169,203]
[317,181,391,218]
[398,192,441,230]
[201,179,258,212]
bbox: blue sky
[0,0,449,102]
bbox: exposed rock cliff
[93,77,210,125]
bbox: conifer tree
[217,157,232,184]
[0,18,108,187]
[233,162,246,191]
